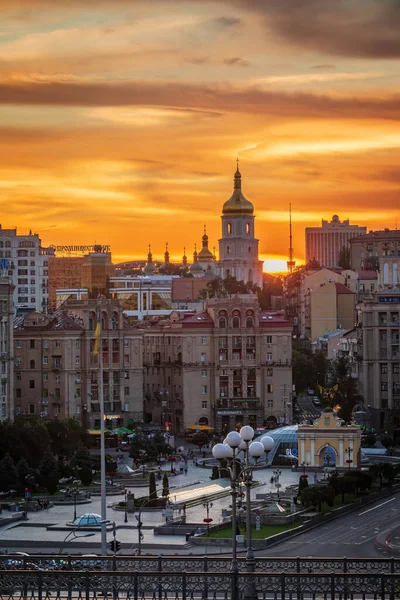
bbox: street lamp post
[124,488,128,524]
[202,499,213,536]
[59,530,95,554]
[345,447,353,471]
[212,428,274,600]
[272,468,282,501]
[134,485,167,556]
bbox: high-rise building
[0,226,53,314]
[48,256,85,308]
[305,215,366,268]
[0,278,15,421]
[216,165,263,287]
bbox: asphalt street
[257,491,400,558]
[296,392,322,421]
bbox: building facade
[350,229,400,273]
[305,215,366,268]
[13,300,144,428]
[140,295,292,434]
[0,226,53,315]
[0,278,15,421]
[48,256,85,309]
[357,255,400,432]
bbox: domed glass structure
[72,513,103,527]
[257,425,299,464]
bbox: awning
[186,425,215,431]
[112,427,132,436]
[87,429,113,435]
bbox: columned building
[305,215,366,268]
[216,166,263,288]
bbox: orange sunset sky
[1,0,400,272]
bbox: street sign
[255,514,261,531]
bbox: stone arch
[316,443,338,467]
[198,416,209,426]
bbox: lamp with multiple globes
[212,427,275,600]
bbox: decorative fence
[0,569,400,600]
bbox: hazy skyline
[1,0,399,271]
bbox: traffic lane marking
[358,497,396,516]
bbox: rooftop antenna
[287,203,295,274]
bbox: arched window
[218,316,227,328]
[30,359,35,369]
[5,241,11,248]
[101,311,108,330]
[246,223,250,234]
[227,223,232,234]
[198,416,209,426]
[0,242,3,248]
[89,311,96,331]
[227,246,231,254]
[232,316,240,328]
[248,246,251,254]
[248,268,253,282]
[246,316,254,328]
[393,263,398,285]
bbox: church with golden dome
[143,164,263,288]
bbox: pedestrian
[184,464,188,475]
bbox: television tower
[287,203,295,274]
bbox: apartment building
[0,278,15,420]
[140,294,292,434]
[350,229,400,273]
[0,226,53,314]
[13,299,144,428]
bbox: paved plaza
[0,462,302,553]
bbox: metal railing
[0,568,399,600]
[1,555,398,574]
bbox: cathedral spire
[182,246,187,265]
[164,241,170,264]
[234,159,242,190]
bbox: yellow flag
[92,321,101,357]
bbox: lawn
[207,521,301,539]
[320,493,357,514]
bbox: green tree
[16,457,30,490]
[338,246,351,270]
[0,453,18,493]
[292,350,316,393]
[39,449,59,494]
[210,466,220,480]
[298,475,309,497]
[380,434,394,449]
[162,473,169,498]
[46,419,88,458]
[330,355,363,422]
[149,472,157,500]
[71,447,92,473]
[363,432,377,448]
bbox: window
[201,336,207,345]
[227,223,232,234]
[55,340,61,348]
[43,388,48,398]
[56,374,60,384]
[381,382,388,392]
[16,388,22,398]
[16,340,22,349]
[43,356,48,365]
[75,339,81,348]
[29,380,35,389]
[246,316,254,328]
[380,364,388,374]
[124,354,130,364]
[246,223,250,234]
[266,353,273,361]
[227,246,231,254]
[266,335,272,344]
[267,368,273,377]
[201,369,207,378]
[30,359,35,369]
[29,404,35,415]
[218,317,227,328]
[393,364,400,374]
[30,340,36,349]
[43,374,48,381]
[55,388,61,398]
[267,399,274,408]
[201,353,206,362]
[16,357,22,366]
[75,356,80,365]
[43,340,48,349]
[16,372,21,381]
[232,316,240,328]
[267,384,274,393]
[394,382,400,396]
[201,385,208,394]
[124,386,130,395]
[202,400,208,409]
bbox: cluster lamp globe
[260,435,274,452]
[240,425,255,442]
[224,444,234,458]
[238,440,247,451]
[212,443,229,460]
[248,441,265,458]
[226,430,243,448]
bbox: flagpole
[98,301,107,555]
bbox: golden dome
[222,166,254,215]
[198,226,215,261]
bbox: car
[312,397,322,406]
[307,388,315,396]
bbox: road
[296,392,322,421]
[256,491,400,558]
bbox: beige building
[298,409,361,468]
[305,215,366,268]
[309,282,356,341]
[0,278,15,420]
[350,229,400,273]
[358,255,400,432]
[139,294,292,434]
[13,299,144,428]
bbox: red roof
[334,283,354,295]
[358,270,378,280]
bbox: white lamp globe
[238,440,247,451]
[260,436,274,452]
[240,425,254,442]
[223,437,228,445]
[248,441,265,458]
[224,444,234,458]
[226,430,242,448]
[212,443,229,460]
